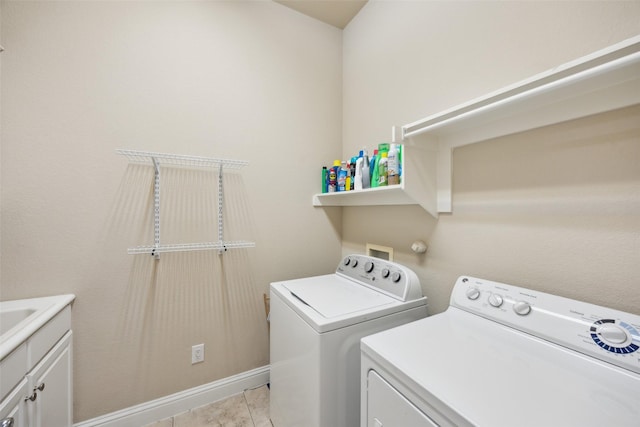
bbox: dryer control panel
[451,276,640,374]
[336,255,423,302]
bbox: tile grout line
[242,390,257,427]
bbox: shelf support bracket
[152,157,161,260]
[437,142,453,213]
[217,164,226,255]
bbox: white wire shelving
[116,149,249,170]
[117,149,254,257]
[126,241,256,255]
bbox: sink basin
[0,307,38,335]
[0,294,75,360]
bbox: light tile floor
[144,385,271,427]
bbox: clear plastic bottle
[387,144,399,185]
[377,151,388,186]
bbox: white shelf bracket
[437,142,453,213]
[152,157,161,260]
[217,164,226,255]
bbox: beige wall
[0,0,342,422]
[342,1,640,315]
[3,0,640,422]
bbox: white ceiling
[274,0,368,29]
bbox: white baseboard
[74,365,270,427]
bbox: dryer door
[367,370,437,427]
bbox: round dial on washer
[590,319,640,354]
[466,288,480,300]
[488,293,503,308]
[364,261,374,273]
[351,259,358,268]
[343,257,351,266]
[513,301,532,316]
[598,325,627,344]
[381,268,390,278]
[391,272,402,283]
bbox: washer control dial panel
[591,319,640,353]
[451,276,640,374]
[336,255,424,302]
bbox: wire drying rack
[117,149,254,258]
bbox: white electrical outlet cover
[191,344,205,364]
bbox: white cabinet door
[0,378,29,427]
[27,332,72,427]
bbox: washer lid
[283,276,395,318]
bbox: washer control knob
[364,261,374,273]
[598,324,628,344]
[466,288,480,300]
[513,301,532,316]
[391,272,402,283]
[344,257,351,266]
[351,259,358,268]
[488,293,503,308]
[381,268,390,278]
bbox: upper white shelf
[401,35,640,214]
[402,35,640,148]
[313,36,640,218]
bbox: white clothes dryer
[361,276,640,427]
[270,254,428,427]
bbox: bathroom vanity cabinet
[25,331,73,427]
[0,378,28,427]
[0,299,74,427]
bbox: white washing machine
[269,254,428,427]
[361,276,640,427]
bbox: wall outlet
[191,344,205,364]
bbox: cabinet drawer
[28,305,71,369]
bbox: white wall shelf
[117,149,254,257]
[313,36,640,218]
[313,144,438,216]
[314,185,408,206]
[401,35,640,214]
